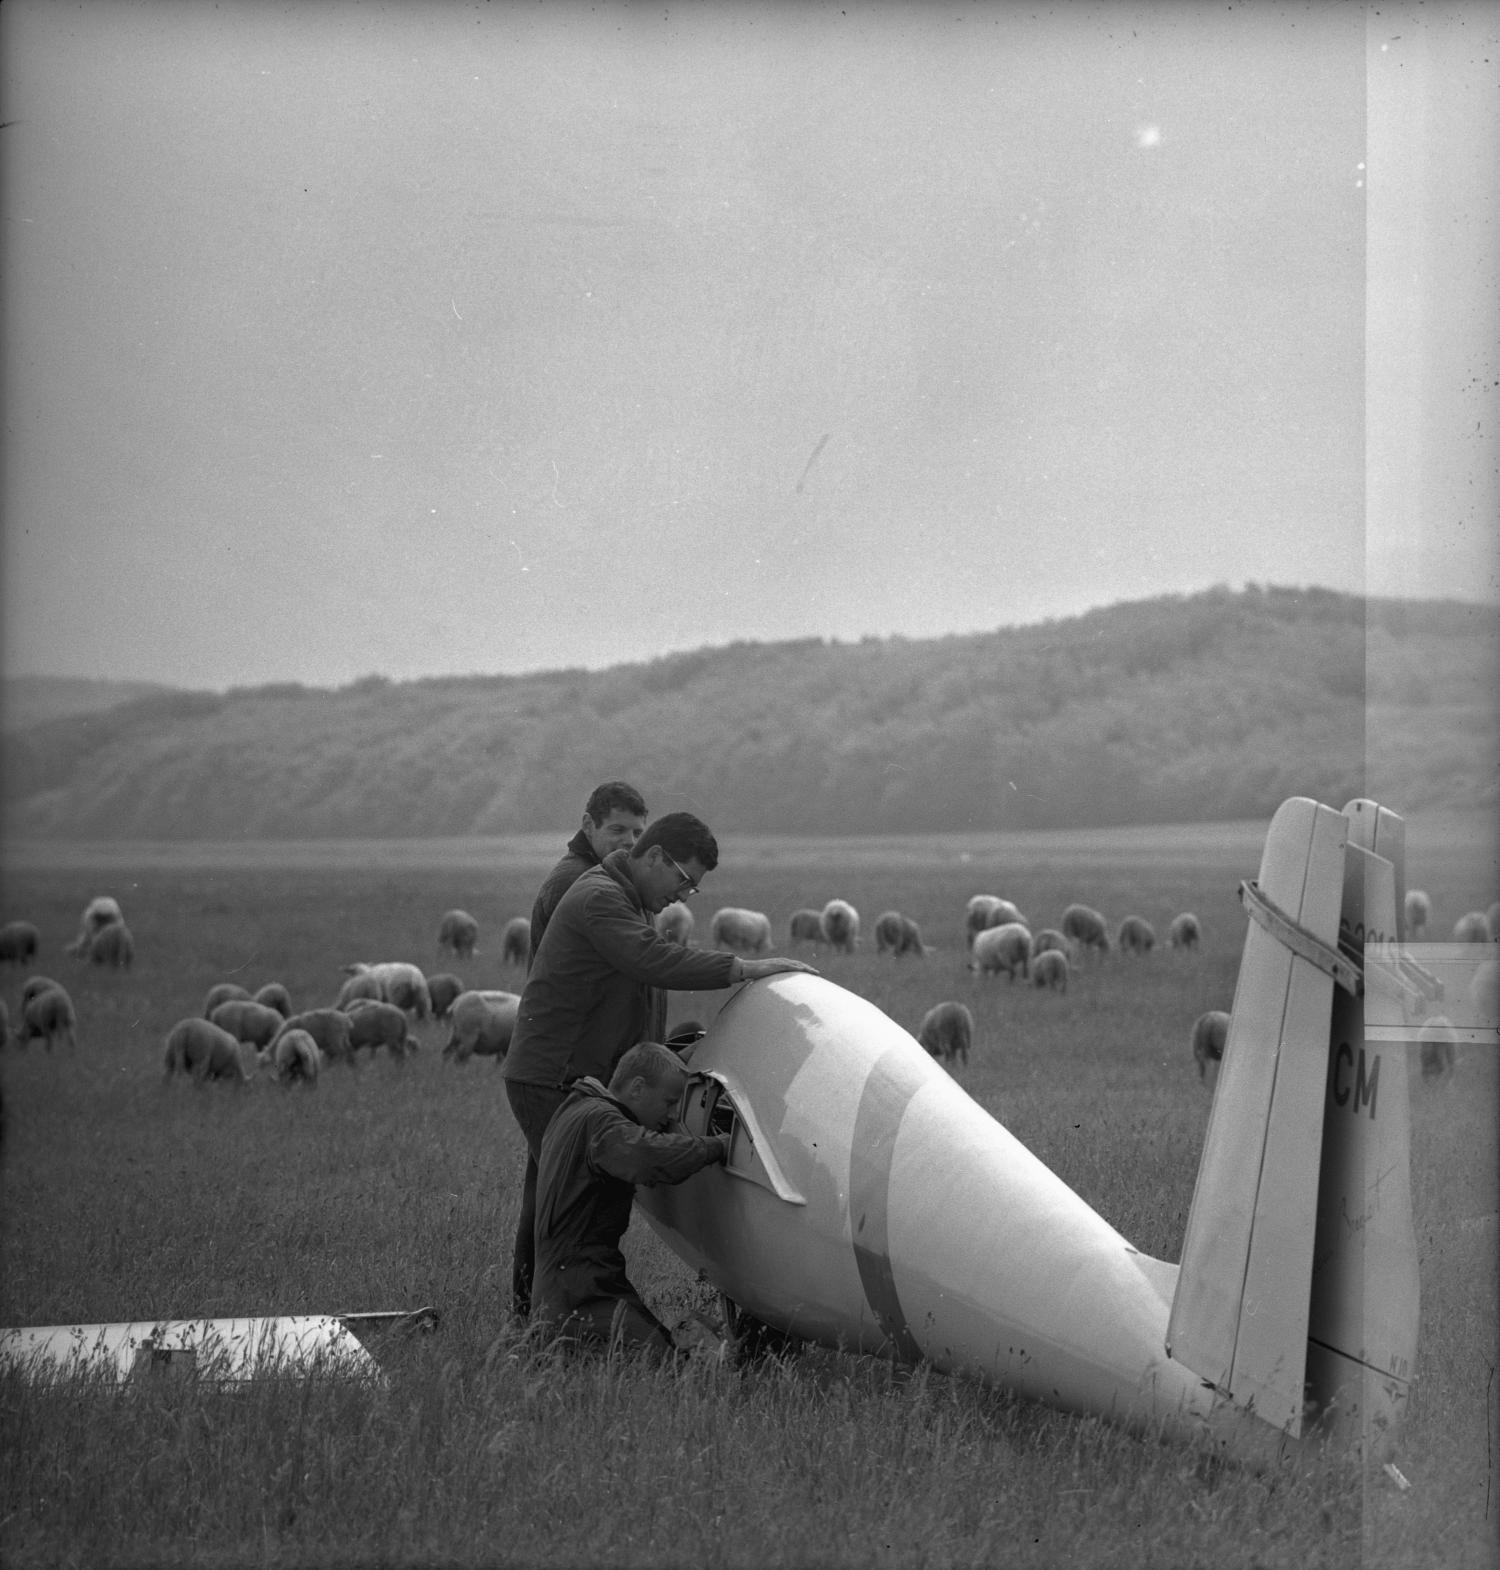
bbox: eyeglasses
[662,849,699,899]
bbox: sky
[2,0,1496,690]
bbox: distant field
[0,821,1496,1568]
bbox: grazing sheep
[88,920,135,969]
[67,896,123,956]
[1061,904,1111,956]
[163,1018,248,1084]
[965,896,1028,949]
[272,1009,354,1067]
[501,916,532,966]
[343,961,432,1021]
[253,982,293,1019]
[427,972,465,1021]
[344,999,416,1060]
[1116,916,1156,957]
[655,902,694,946]
[1192,1010,1231,1082]
[0,921,39,967]
[1403,889,1431,939]
[788,909,825,947]
[21,975,64,1008]
[259,1027,320,1087]
[917,1001,974,1067]
[14,985,77,1052]
[1030,928,1072,961]
[443,990,520,1062]
[874,911,925,957]
[202,982,252,1019]
[1167,913,1201,951]
[1418,1016,1457,1081]
[437,909,480,959]
[971,922,1032,981]
[209,999,285,1051]
[1453,911,1491,944]
[820,899,860,955]
[1032,949,1069,992]
[335,971,384,1009]
[710,908,772,955]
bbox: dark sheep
[1031,949,1069,992]
[89,920,135,969]
[203,982,253,1019]
[1192,1011,1230,1081]
[874,911,925,957]
[273,1008,354,1067]
[209,999,285,1051]
[67,896,123,957]
[0,921,40,967]
[163,1018,249,1084]
[500,916,532,966]
[1167,913,1201,951]
[344,999,415,1059]
[14,985,77,1052]
[438,909,480,959]
[254,982,294,1019]
[788,909,824,947]
[260,1027,320,1086]
[1116,916,1156,957]
[427,972,465,1021]
[917,1001,973,1067]
[335,971,384,1010]
[1061,904,1111,956]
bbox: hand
[741,957,819,980]
[713,1134,733,1164]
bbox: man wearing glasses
[502,810,816,1322]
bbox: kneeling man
[532,1040,729,1359]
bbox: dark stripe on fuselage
[849,1045,929,1363]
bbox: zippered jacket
[503,849,736,1089]
[533,1077,727,1320]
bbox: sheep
[501,916,532,966]
[1116,916,1156,957]
[253,982,293,1019]
[1418,1016,1457,1081]
[208,999,285,1052]
[343,962,432,1021]
[272,1008,354,1067]
[21,975,65,1008]
[710,908,772,955]
[971,922,1031,982]
[1030,928,1072,961]
[1032,949,1069,992]
[1403,889,1431,939]
[427,972,465,1021]
[1061,904,1111,956]
[1167,913,1201,951]
[88,920,135,969]
[0,920,39,967]
[917,1001,973,1067]
[1192,1010,1230,1082]
[259,1027,320,1087]
[965,896,1028,949]
[335,970,384,1010]
[820,899,860,955]
[437,909,480,958]
[874,911,925,957]
[13,984,77,1052]
[203,982,252,1018]
[1453,911,1491,944]
[344,999,416,1060]
[443,990,521,1062]
[788,909,825,947]
[655,902,694,946]
[66,896,123,956]
[163,1018,249,1084]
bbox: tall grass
[1,826,1495,1567]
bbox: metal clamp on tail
[1238,880,1362,997]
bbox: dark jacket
[529,829,601,962]
[533,1077,726,1321]
[502,849,737,1089]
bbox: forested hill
[3,587,1495,839]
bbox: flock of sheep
[2,883,1495,1089]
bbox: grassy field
[1,819,1496,1568]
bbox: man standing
[532,1040,728,1360]
[503,809,815,1320]
[529,781,649,959]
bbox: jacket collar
[566,827,599,863]
[599,847,646,913]
[568,1074,641,1123]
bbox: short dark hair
[632,811,719,872]
[584,781,647,824]
[610,1040,686,1092]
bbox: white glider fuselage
[639,974,1244,1449]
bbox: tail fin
[1167,796,1424,1457]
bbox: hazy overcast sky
[2,0,1495,689]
